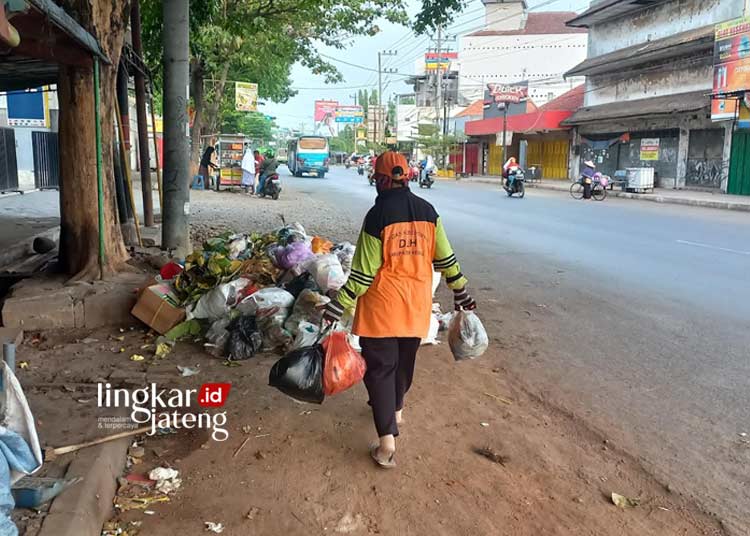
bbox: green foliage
[412,131,465,167]
[415,0,466,33]
[369,90,379,105]
[221,110,273,139]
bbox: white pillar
[676,125,689,190]
[721,120,733,193]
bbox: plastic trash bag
[437,311,453,332]
[225,315,263,361]
[237,287,295,316]
[420,314,440,346]
[268,344,325,404]
[322,331,366,396]
[255,307,293,351]
[283,273,319,299]
[305,254,346,293]
[311,236,333,254]
[332,242,356,276]
[448,311,489,361]
[277,223,307,245]
[290,321,320,351]
[276,241,313,270]
[189,278,250,321]
[431,271,441,298]
[284,289,329,333]
[204,317,231,357]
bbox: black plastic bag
[268,344,325,404]
[226,315,263,361]
[284,272,318,299]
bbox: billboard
[235,82,258,112]
[425,52,458,71]
[712,17,750,120]
[315,100,339,137]
[7,88,47,127]
[335,105,364,123]
[487,83,529,106]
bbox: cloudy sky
[265,0,590,131]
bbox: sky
[265,0,590,131]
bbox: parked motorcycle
[259,173,281,200]
[503,168,525,198]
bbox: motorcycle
[345,161,351,169]
[357,164,365,176]
[409,165,420,182]
[419,168,435,189]
[503,168,525,198]
[259,173,281,200]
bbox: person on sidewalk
[198,146,218,188]
[323,151,476,469]
[240,144,255,194]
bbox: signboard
[356,128,367,140]
[7,88,47,127]
[314,100,338,122]
[385,136,398,145]
[711,17,750,120]
[639,138,660,161]
[235,82,258,112]
[425,52,458,71]
[335,105,364,123]
[487,83,528,106]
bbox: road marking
[676,239,750,256]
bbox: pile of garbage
[132,223,358,360]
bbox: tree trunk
[189,58,205,176]
[204,63,230,137]
[58,0,131,280]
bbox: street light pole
[161,0,190,254]
[501,104,508,170]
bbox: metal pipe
[94,59,106,276]
[2,343,15,371]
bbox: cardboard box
[131,284,185,335]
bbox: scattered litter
[483,392,513,405]
[611,492,640,509]
[246,506,261,520]
[177,365,200,377]
[18,361,29,370]
[111,335,125,342]
[155,340,173,359]
[335,513,364,534]
[129,354,145,362]
[115,495,169,512]
[536,304,548,308]
[80,337,98,344]
[473,446,508,465]
[128,446,145,459]
[222,360,241,367]
[233,437,251,458]
[148,467,181,494]
[76,398,92,404]
[205,521,225,533]
[480,422,489,427]
[740,432,748,438]
[242,425,252,434]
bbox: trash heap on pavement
[131,222,358,360]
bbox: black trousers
[360,337,421,438]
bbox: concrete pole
[161,0,190,255]
[131,0,155,227]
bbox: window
[299,137,327,150]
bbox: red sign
[487,84,529,105]
[314,100,338,122]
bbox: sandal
[369,444,396,469]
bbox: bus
[287,136,330,178]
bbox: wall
[484,1,525,32]
[458,33,588,103]
[587,0,744,57]
[584,58,712,107]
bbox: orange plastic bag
[312,236,333,254]
[322,331,366,396]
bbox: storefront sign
[712,17,750,120]
[235,82,258,112]
[639,138,660,161]
[425,52,458,71]
[487,84,528,106]
[335,105,364,123]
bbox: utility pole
[131,0,154,227]
[377,50,397,146]
[161,0,190,254]
[434,26,442,135]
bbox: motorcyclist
[420,155,436,183]
[257,149,279,196]
[503,157,521,190]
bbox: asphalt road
[286,166,750,535]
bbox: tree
[58,0,130,279]
[369,90,379,106]
[359,90,369,115]
[221,110,274,140]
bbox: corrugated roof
[566,0,668,28]
[565,25,714,77]
[466,110,575,136]
[539,85,584,111]
[455,99,485,118]
[562,90,708,125]
[468,12,587,36]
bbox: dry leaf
[130,354,145,362]
[611,492,640,508]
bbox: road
[286,166,750,534]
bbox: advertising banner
[335,105,364,123]
[7,88,47,127]
[314,100,338,122]
[235,82,258,112]
[425,52,458,71]
[639,138,660,161]
[712,17,750,120]
[487,83,529,106]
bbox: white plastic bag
[420,314,440,346]
[448,311,489,361]
[306,254,346,293]
[237,287,295,316]
[431,271,441,298]
[189,278,249,321]
[333,242,356,276]
[289,321,320,350]
[2,363,43,484]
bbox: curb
[463,178,750,213]
[37,434,130,536]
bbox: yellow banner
[235,82,258,112]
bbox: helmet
[265,149,275,158]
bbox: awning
[562,90,708,126]
[0,0,106,92]
[565,25,714,77]
[465,110,574,137]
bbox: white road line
[676,239,750,256]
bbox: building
[563,0,745,191]
[457,0,587,107]
[463,84,584,177]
